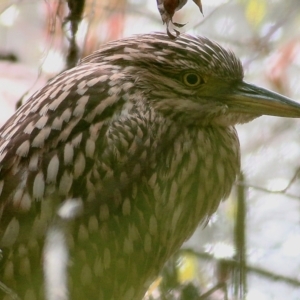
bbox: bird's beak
[226,81,300,118]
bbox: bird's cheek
[212,112,259,126]
[194,103,228,126]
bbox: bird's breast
[143,124,241,252]
[79,119,241,299]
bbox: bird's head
[81,33,300,126]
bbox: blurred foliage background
[0,0,300,299]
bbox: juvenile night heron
[0,33,300,300]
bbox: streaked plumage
[0,33,299,300]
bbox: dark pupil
[186,74,199,85]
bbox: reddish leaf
[266,39,298,95]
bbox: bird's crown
[80,32,244,81]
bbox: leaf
[245,0,266,28]
[177,252,198,283]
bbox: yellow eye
[182,72,204,87]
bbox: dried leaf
[156,0,203,39]
[193,0,203,14]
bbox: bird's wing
[0,63,145,244]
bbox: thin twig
[180,249,300,288]
[233,172,247,299]
[235,167,300,201]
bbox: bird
[0,32,300,300]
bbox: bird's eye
[182,72,205,87]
